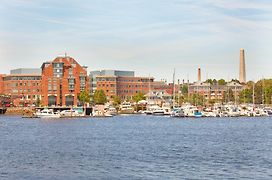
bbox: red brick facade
[0,74,42,106]
[41,56,89,106]
[96,76,154,101]
[0,74,4,95]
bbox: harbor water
[0,115,272,179]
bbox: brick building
[41,56,89,107]
[188,81,243,100]
[95,75,154,101]
[152,81,179,95]
[0,74,4,95]
[0,69,42,106]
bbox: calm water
[0,115,272,179]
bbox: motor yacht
[35,109,60,118]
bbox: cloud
[0,0,272,81]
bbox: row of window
[117,90,143,93]
[12,89,40,93]
[21,95,41,100]
[10,82,40,87]
[4,76,41,81]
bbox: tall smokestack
[198,67,201,82]
[239,48,246,83]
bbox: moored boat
[35,109,60,118]
[119,102,134,114]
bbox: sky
[0,0,272,82]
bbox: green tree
[189,94,205,106]
[212,79,217,85]
[132,92,145,103]
[93,90,107,105]
[231,79,240,84]
[181,84,188,95]
[113,95,121,107]
[205,79,213,84]
[174,94,185,106]
[218,79,227,85]
[239,89,252,104]
[223,88,235,103]
[35,97,41,107]
[78,90,91,106]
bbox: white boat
[162,103,172,115]
[104,106,117,116]
[60,109,84,117]
[183,105,202,117]
[35,109,60,118]
[145,104,160,115]
[262,108,272,116]
[171,108,185,117]
[119,102,134,114]
[92,105,113,117]
[226,106,241,117]
[152,108,165,116]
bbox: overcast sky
[0,0,272,82]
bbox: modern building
[41,56,89,107]
[239,48,246,83]
[89,70,134,95]
[0,69,42,106]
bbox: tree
[189,94,205,106]
[181,84,188,95]
[231,79,240,84]
[212,79,217,85]
[205,79,213,84]
[113,95,121,107]
[223,88,234,103]
[239,89,252,104]
[218,79,227,85]
[35,97,41,107]
[132,92,145,103]
[93,90,107,105]
[78,90,91,106]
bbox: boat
[183,104,202,117]
[60,109,84,117]
[119,102,134,114]
[171,108,185,117]
[162,103,172,115]
[152,108,165,116]
[226,106,241,117]
[144,104,160,115]
[104,106,117,116]
[262,108,272,116]
[35,109,60,118]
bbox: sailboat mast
[173,69,176,107]
[178,79,180,107]
[253,81,255,107]
[262,78,265,105]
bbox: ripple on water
[0,115,272,179]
